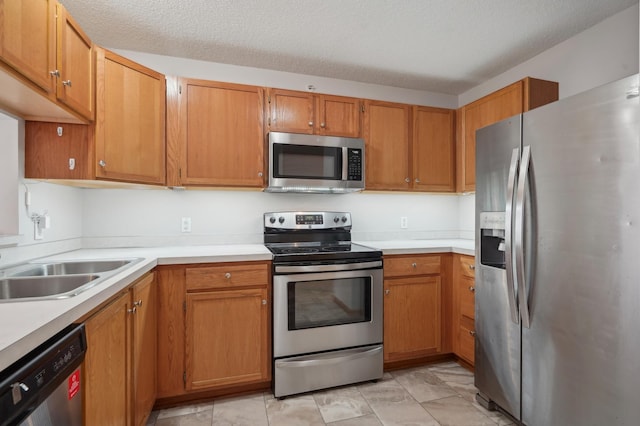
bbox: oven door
[273,266,383,358]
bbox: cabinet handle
[258,171,263,177]
[469,330,476,337]
[469,264,476,270]
[128,306,137,314]
[469,286,475,292]
[308,121,314,127]
[411,262,417,268]
[262,299,267,305]
[62,80,72,87]
[133,299,143,307]
[415,178,420,183]
[99,160,106,167]
[385,289,390,295]
[50,70,60,77]
[320,122,326,128]
[225,272,231,279]
[405,177,410,183]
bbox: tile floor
[146,361,515,426]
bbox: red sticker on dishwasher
[68,369,80,400]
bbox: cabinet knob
[405,177,410,183]
[62,80,72,87]
[134,299,143,307]
[258,171,263,177]
[308,121,314,127]
[262,299,267,305]
[469,286,475,292]
[469,264,476,270]
[384,289,390,295]
[225,272,231,279]
[128,306,137,314]
[99,160,106,167]
[50,70,60,77]
[411,262,417,268]
[415,178,420,183]
[320,122,326,128]
[469,330,476,337]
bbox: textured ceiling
[61,0,637,94]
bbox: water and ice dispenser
[479,212,506,269]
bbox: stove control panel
[264,211,352,230]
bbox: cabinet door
[316,94,361,137]
[363,100,411,190]
[185,288,269,390]
[384,275,441,362]
[56,3,94,120]
[131,273,157,426]
[0,0,56,93]
[84,292,130,426]
[95,49,166,185]
[413,106,455,192]
[267,88,314,134]
[174,79,264,187]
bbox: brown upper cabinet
[457,77,558,192]
[0,0,94,122]
[364,100,456,192]
[166,78,265,188]
[267,88,362,137]
[25,48,166,185]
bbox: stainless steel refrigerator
[475,73,640,425]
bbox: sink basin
[0,275,100,301]
[8,259,134,277]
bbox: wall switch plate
[181,217,192,233]
[400,216,408,229]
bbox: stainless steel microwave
[266,132,365,193]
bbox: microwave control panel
[347,148,363,181]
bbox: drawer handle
[225,272,231,279]
[469,330,476,337]
[411,262,417,268]
[469,286,475,292]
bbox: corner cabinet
[266,88,362,137]
[457,77,558,192]
[383,254,452,365]
[0,0,94,122]
[452,254,476,366]
[83,272,156,426]
[156,261,271,402]
[24,48,166,185]
[166,78,265,187]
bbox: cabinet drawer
[186,263,269,291]
[459,275,475,319]
[458,317,475,365]
[458,255,476,278]
[384,255,441,277]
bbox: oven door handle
[274,260,382,274]
[276,346,382,368]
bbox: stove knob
[333,217,340,223]
[341,216,348,223]
[269,217,276,224]
[278,216,285,224]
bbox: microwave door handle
[342,147,348,180]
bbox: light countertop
[0,240,473,371]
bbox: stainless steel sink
[8,260,134,277]
[0,258,142,302]
[0,275,100,301]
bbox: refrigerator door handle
[515,144,532,328]
[504,147,520,324]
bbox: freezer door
[521,74,640,425]
[475,116,522,419]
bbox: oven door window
[273,143,342,180]
[287,276,371,330]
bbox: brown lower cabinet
[156,261,271,402]
[452,254,476,365]
[383,254,453,366]
[83,272,156,426]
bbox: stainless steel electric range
[264,211,384,398]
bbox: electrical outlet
[400,216,408,229]
[181,217,192,233]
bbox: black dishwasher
[0,324,86,426]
